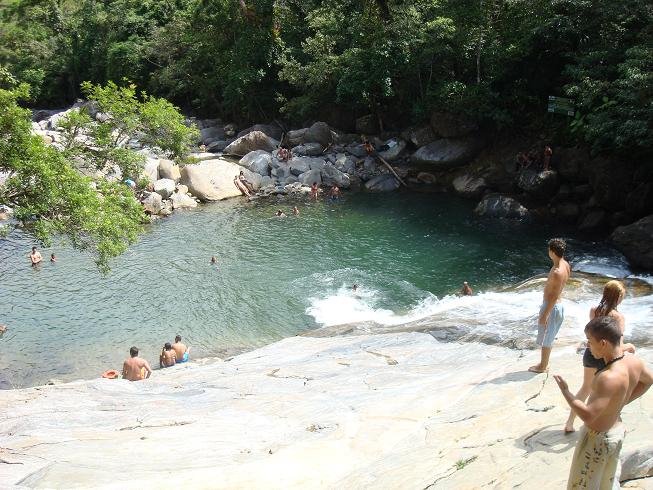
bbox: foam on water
[306,274,653,347]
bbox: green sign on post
[548,96,575,116]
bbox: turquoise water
[0,191,637,388]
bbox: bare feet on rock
[528,364,548,373]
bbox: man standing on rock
[529,238,570,373]
[554,316,652,488]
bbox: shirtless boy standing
[30,246,42,266]
[554,316,653,488]
[122,346,152,381]
[529,238,571,373]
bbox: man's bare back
[172,342,187,360]
[540,258,570,319]
[555,317,653,431]
[583,353,651,431]
[122,355,152,381]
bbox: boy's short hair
[584,316,621,345]
[130,346,139,357]
[548,238,566,258]
[175,335,181,342]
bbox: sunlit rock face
[1,329,652,489]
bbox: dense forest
[1,0,651,158]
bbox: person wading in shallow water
[461,281,473,296]
[529,238,571,373]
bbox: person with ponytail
[564,280,635,433]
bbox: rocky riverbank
[1,332,652,488]
[28,107,653,270]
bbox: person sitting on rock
[160,342,177,368]
[122,346,152,381]
[239,170,255,194]
[234,175,251,197]
[278,147,291,162]
[363,140,375,155]
[173,335,190,363]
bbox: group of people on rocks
[528,238,652,488]
[120,335,191,381]
[516,145,553,171]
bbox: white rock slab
[180,158,245,201]
[0,334,651,489]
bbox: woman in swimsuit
[563,280,635,433]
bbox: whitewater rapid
[305,272,653,349]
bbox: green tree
[60,80,198,179]
[0,79,145,271]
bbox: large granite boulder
[158,159,181,183]
[365,174,400,192]
[285,128,307,147]
[207,140,228,153]
[474,194,529,219]
[292,143,323,157]
[411,138,484,169]
[180,158,244,201]
[378,139,407,162]
[224,131,279,156]
[237,123,282,141]
[611,215,653,269]
[239,150,272,176]
[430,111,478,138]
[517,169,560,200]
[626,182,653,219]
[335,154,356,175]
[200,126,225,145]
[402,125,436,148]
[298,169,322,186]
[452,174,487,199]
[586,157,634,211]
[621,446,653,482]
[170,192,198,210]
[345,143,368,158]
[153,178,176,200]
[578,208,608,231]
[321,165,351,188]
[288,157,312,176]
[271,164,292,181]
[142,157,160,183]
[303,122,333,148]
[142,192,163,215]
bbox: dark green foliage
[0,81,146,271]
[0,0,651,157]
